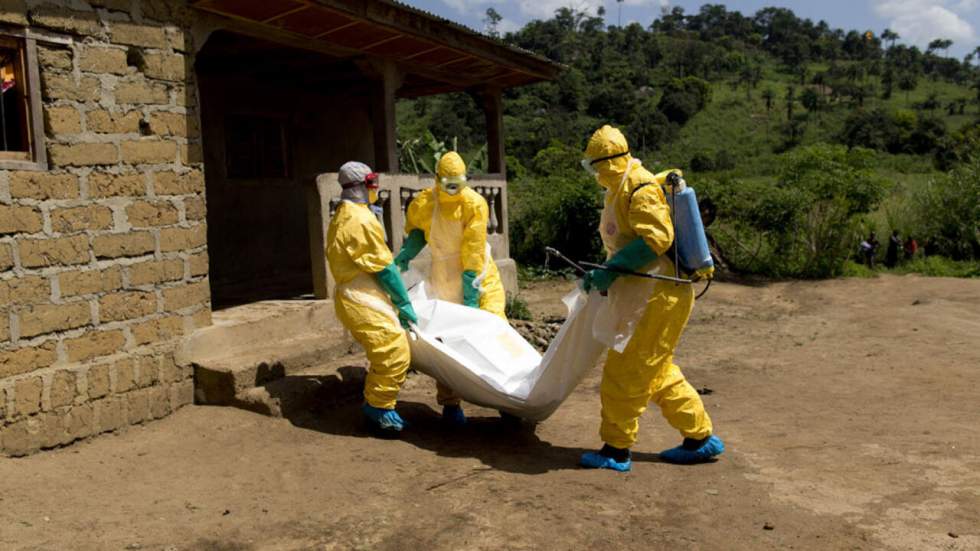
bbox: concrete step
[181,299,346,365]
[231,353,368,418]
[193,333,356,406]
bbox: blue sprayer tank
[664,177,713,275]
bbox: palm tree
[927,38,953,58]
[881,28,899,49]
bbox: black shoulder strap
[628,182,655,206]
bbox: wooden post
[362,60,402,173]
[473,86,505,176]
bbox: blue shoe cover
[580,451,632,472]
[362,404,405,432]
[442,404,467,427]
[659,435,725,464]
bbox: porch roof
[190,0,561,96]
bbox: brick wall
[0,0,209,456]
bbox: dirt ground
[2,275,979,551]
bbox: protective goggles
[340,172,380,189]
[439,175,467,195]
[363,172,379,189]
[581,151,630,175]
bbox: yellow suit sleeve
[628,185,674,256]
[405,190,431,236]
[461,193,490,274]
[343,215,394,274]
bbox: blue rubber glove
[394,229,426,272]
[375,263,418,329]
[462,270,481,308]
[582,237,658,293]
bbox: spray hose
[544,247,712,300]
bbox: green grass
[841,260,877,278]
[842,257,980,279]
[891,256,980,278]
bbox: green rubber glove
[394,229,426,272]
[583,237,658,293]
[462,270,481,308]
[375,263,418,329]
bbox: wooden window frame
[0,28,47,171]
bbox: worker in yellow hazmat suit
[394,151,507,426]
[578,126,724,471]
[327,161,417,434]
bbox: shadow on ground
[281,393,680,474]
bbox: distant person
[327,162,417,435]
[863,231,880,269]
[576,125,723,472]
[904,236,918,260]
[885,230,900,268]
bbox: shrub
[509,141,604,266]
[506,293,534,321]
[909,156,980,260]
[841,260,876,278]
[700,144,889,278]
[658,77,711,124]
[690,152,716,172]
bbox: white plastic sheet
[407,279,607,421]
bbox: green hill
[396,5,980,278]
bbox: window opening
[0,36,31,161]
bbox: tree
[972,78,980,114]
[898,72,918,104]
[739,62,762,100]
[881,28,899,49]
[881,64,894,99]
[800,87,821,114]
[784,85,799,144]
[927,38,953,57]
[483,7,502,38]
[785,85,796,120]
[762,87,775,139]
[794,64,808,85]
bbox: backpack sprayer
[544,171,715,299]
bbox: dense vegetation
[397,4,980,278]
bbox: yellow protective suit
[327,200,410,410]
[404,154,506,405]
[585,125,713,450]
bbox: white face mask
[581,158,597,177]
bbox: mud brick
[64,329,126,363]
[79,45,128,75]
[92,231,154,259]
[59,267,123,297]
[48,143,118,166]
[125,200,179,227]
[128,258,183,286]
[44,105,82,134]
[18,302,91,338]
[86,363,111,399]
[41,73,101,102]
[0,343,58,378]
[50,205,114,233]
[19,235,90,268]
[159,224,206,252]
[9,172,80,200]
[99,291,157,322]
[153,170,203,195]
[120,140,177,164]
[88,172,145,197]
[0,275,51,305]
[87,110,141,134]
[162,280,209,311]
[14,376,43,416]
[0,205,43,235]
[49,370,77,409]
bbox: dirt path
[2,275,978,551]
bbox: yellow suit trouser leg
[599,285,713,449]
[335,295,410,410]
[437,264,507,406]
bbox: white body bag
[406,278,607,421]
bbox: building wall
[0,0,208,456]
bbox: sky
[406,0,980,58]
